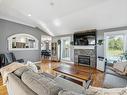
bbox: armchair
[0,52,24,68]
[8,52,24,63]
[0,54,6,68]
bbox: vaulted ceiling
[0,0,127,36]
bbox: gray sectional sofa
[6,67,88,95]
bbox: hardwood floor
[0,60,104,95]
[41,61,104,87]
[0,76,8,95]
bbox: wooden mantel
[73,45,95,49]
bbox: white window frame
[8,33,39,51]
[104,30,127,58]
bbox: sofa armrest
[83,80,92,89]
[16,59,24,63]
[7,73,37,95]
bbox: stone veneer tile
[74,49,96,68]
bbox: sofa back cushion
[13,66,30,78]
[22,70,62,95]
[7,73,37,95]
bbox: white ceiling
[0,0,127,36]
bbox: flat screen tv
[73,31,96,45]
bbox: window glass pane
[106,35,124,64]
[8,34,38,50]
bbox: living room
[0,0,127,95]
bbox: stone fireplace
[74,48,96,68]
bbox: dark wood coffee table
[53,64,93,82]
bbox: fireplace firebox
[78,55,90,66]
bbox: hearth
[78,55,90,66]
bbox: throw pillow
[113,61,127,73]
[26,61,38,73]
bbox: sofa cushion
[39,72,55,79]
[13,66,30,78]
[58,90,83,95]
[86,86,127,95]
[54,76,84,94]
[22,70,62,95]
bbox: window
[104,30,127,64]
[8,34,39,51]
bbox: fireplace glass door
[78,55,90,66]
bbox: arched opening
[8,33,39,51]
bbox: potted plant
[97,39,104,45]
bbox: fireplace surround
[74,49,96,68]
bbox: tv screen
[73,31,96,45]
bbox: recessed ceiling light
[50,2,54,6]
[53,19,61,27]
[28,14,31,17]
[50,0,55,6]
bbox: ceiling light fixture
[28,14,31,17]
